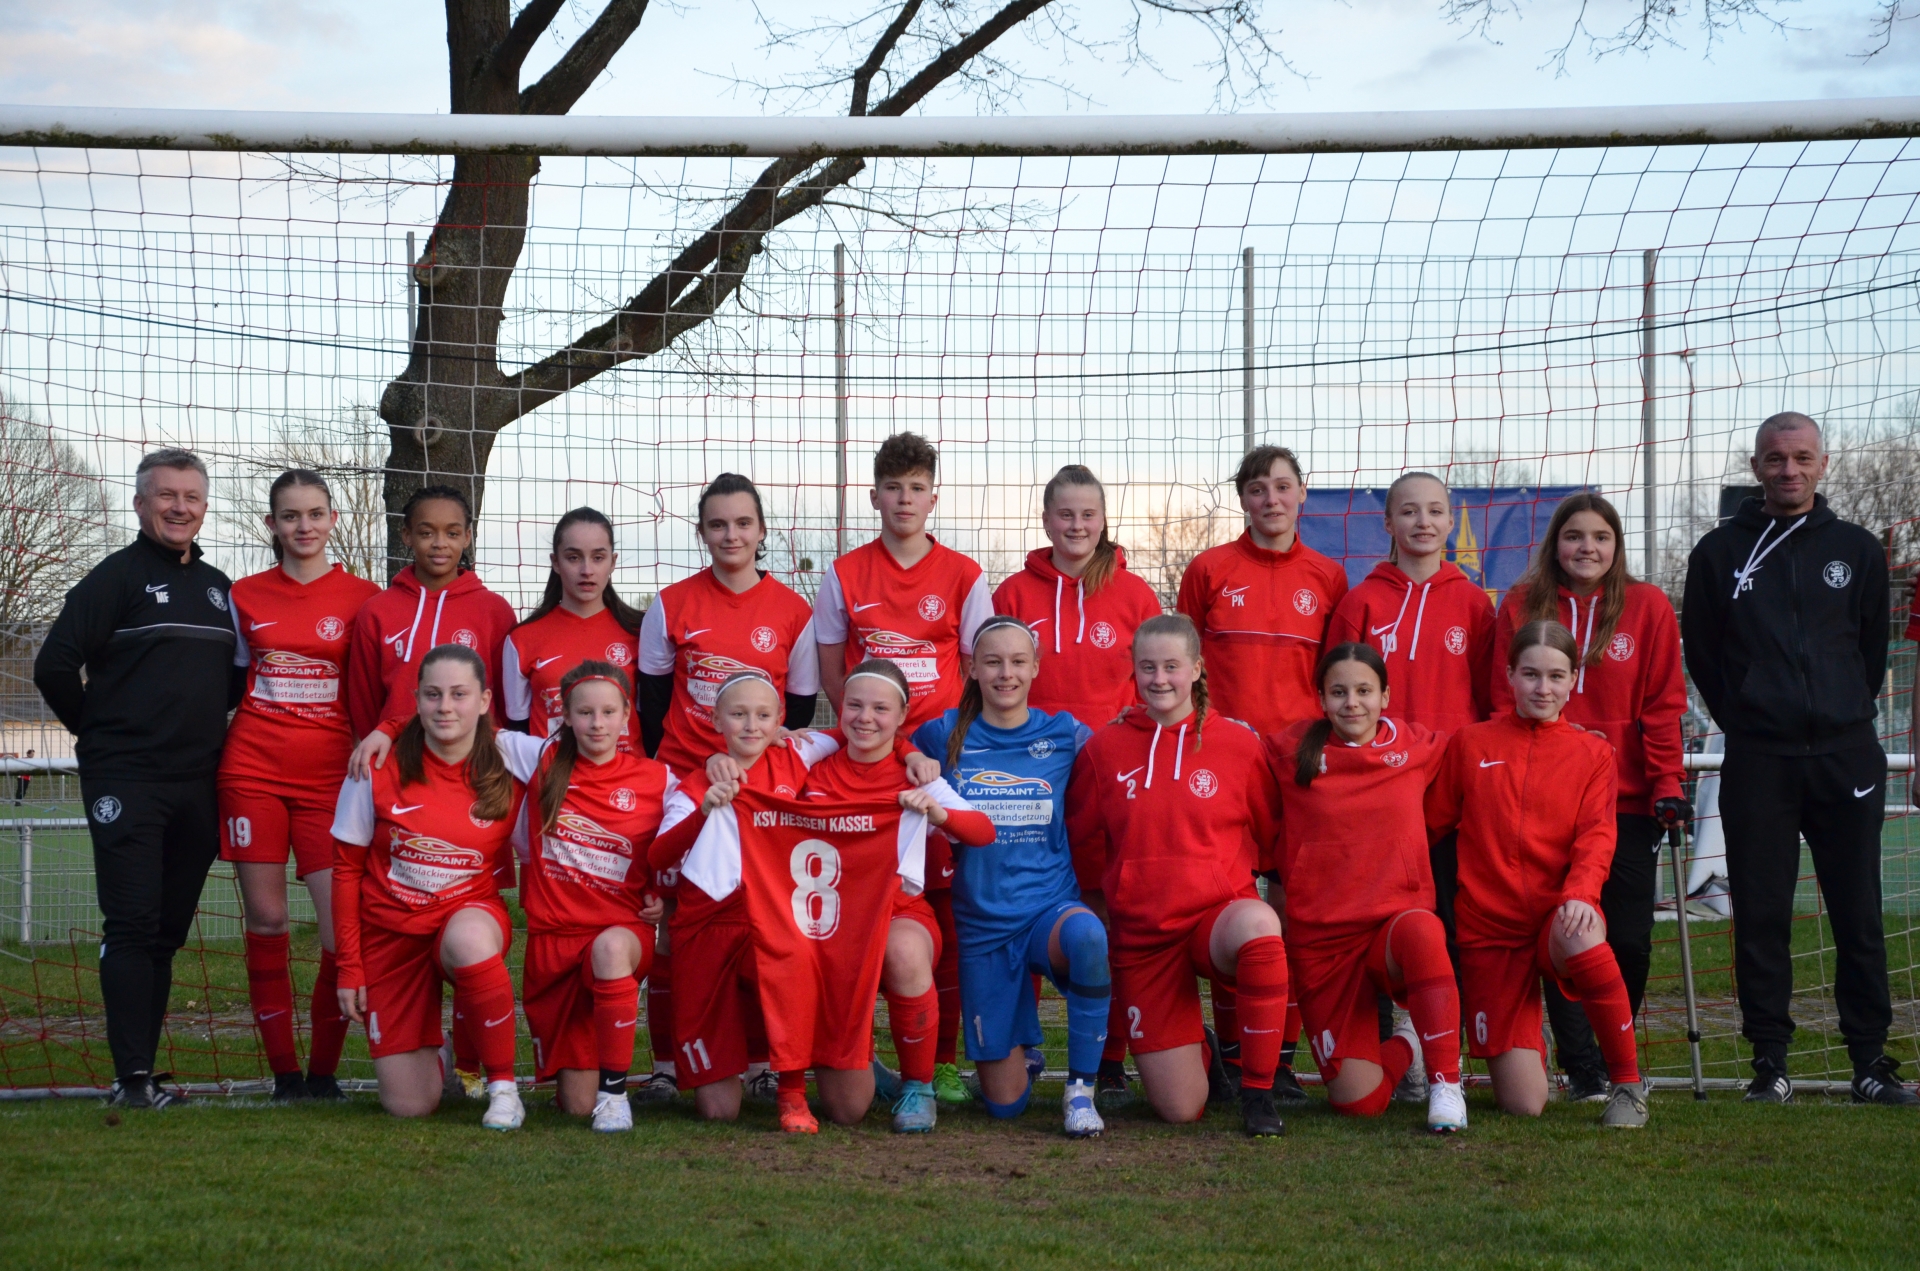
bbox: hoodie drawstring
[1407,583,1431,661]
[1052,577,1062,654]
[1731,515,1807,600]
[1380,584,1414,656]
[1143,720,1189,790]
[1145,722,1161,789]
[402,587,429,663]
[428,590,447,653]
[1566,595,1597,694]
[1075,578,1086,645]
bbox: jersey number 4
[790,839,843,941]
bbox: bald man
[1682,412,1914,1106]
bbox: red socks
[244,932,298,1076]
[647,950,675,1073]
[1388,911,1462,1085]
[448,956,518,1083]
[592,974,640,1076]
[309,949,348,1078]
[1228,935,1289,1092]
[1563,943,1641,1085]
[932,891,961,1067]
[778,1069,807,1095]
[887,987,939,1083]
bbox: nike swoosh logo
[1240,1027,1280,1034]
[484,1014,514,1028]
[941,866,954,878]
[615,1019,637,1029]
[682,629,710,641]
[1370,624,1395,636]
[258,1010,287,1021]
[1854,786,1876,798]
[1478,760,1505,768]
[851,602,883,613]
[249,621,276,631]
[390,803,424,815]
[529,655,561,670]
[1422,1031,1452,1041]
[960,748,993,754]
[145,584,168,594]
[900,1035,926,1044]
[1117,766,1145,782]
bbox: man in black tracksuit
[34,449,243,1109]
[1682,412,1916,1105]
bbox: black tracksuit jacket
[1681,495,1888,756]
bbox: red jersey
[812,537,994,732]
[637,569,819,777]
[501,606,640,747]
[1490,581,1687,815]
[1176,531,1349,735]
[801,745,994,889]
[1064,708,1280,949]
[328,749,525,985]
[219,563,380,789]
[345,567,518,735]
[497,733,676,935]
[1264,717,1444,946]
[1326,560,1495,738]
[992,546,1163,727]
[1423,712,1617,947]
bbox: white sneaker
[1427,1079,1468,1133]
[1063,1078,1105,1139]
[1392,1012,1429,1104]
[481,1079,525,1131]
[591,1090,633,1133]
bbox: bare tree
[1822,411,1920,573]
[1130,503,1232,610]
[0,398,116,626]
[376,1,1290,577]
[228,410,390,581]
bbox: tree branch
[495,0,568,77]
[865,0,1053,117]
[520,0,652,115]
[849,0,923,116]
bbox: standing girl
[329,646,526,1128]
[1065,615,1292,1136]
[1425,621,1650,1127]
[1264,643,1464,1132]
[1493,493,1688,1103]
[220,470,379,1101]
[993,466,1162,727]
[913,616,1112,1138]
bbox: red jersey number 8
[790,839,843,940]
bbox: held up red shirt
[220,563,380,790]
[992,546,1163,727]
[1423,712,1617,948]
[346,567,517,736]
[1065,707,1280,950]
[1264,717,1445,947]
[1326,560,1495,737]
[1176,532,1348,735]
[501,606,640,747]
[1489,581,1687,815]
[801,745,994,889]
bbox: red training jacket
[993,546,1164,728]
[1326,560,1495,737]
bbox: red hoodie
[1423,712,1617,948]
[1065,707,1279,951]
[1327,560,1495,737]
[1489,581,1686,816]
[1264,717,1445,947]
[992,546,1163,727]
[1176,532,1348,735]
[346,566,518,736]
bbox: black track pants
[1718,743,1891,1071]
[1544,814,1662,1079]
[81,777,221,1081]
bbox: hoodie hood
[1019,543,1132,584]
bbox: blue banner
[1299,487,1592,597]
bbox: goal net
[1,106,1916,1093]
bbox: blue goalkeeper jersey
[913,707,1090,949]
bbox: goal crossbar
[3,98,1920,157]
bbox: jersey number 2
[1127,1005,1144,1039]
[790,839,843,941]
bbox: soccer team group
[34,415,1918,1140]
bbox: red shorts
[523,924,653,1081]
[218,778,337,878]
[891,890,944,964]
[1458,921,1579,1059]
[360,901,513,1060]
[1110,899,1238,1056]
[670,918,765,1088]
[1292,921,1408,1078]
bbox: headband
[714,670,777,702]
[566,673,631,703]
[974,615,1040,648]
[845,668,910,704]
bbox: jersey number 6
[790,839,843,941]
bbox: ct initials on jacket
[1327,560,1494,737]
[1423,712,1617,948]
[1491,580,1687,815]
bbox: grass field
[2,1082,1917,1270]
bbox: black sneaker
[106,1075,155,1109]
[271,1072,310,1103]
[305,1073,348,1102]
[630,1071,678,1105]
[1241,1086,1286,1137]
[1203,1026,1240,1105]
[1094,1058,1132,1111]
[1563,1068,1609,1104]
[1743,1065,1793,1104]
[147,1073,186,1109]
[1272,1064,1311,1108]
[1851,1056,1920,1106]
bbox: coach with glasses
[34,448,243,1110]
[1682,412,1916,1106]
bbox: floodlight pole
[1641,248,1658,579]
[1243,247,1255,453]
[406,231,416,336]
[834,242,849,561]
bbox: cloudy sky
[0,0,1914,118]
